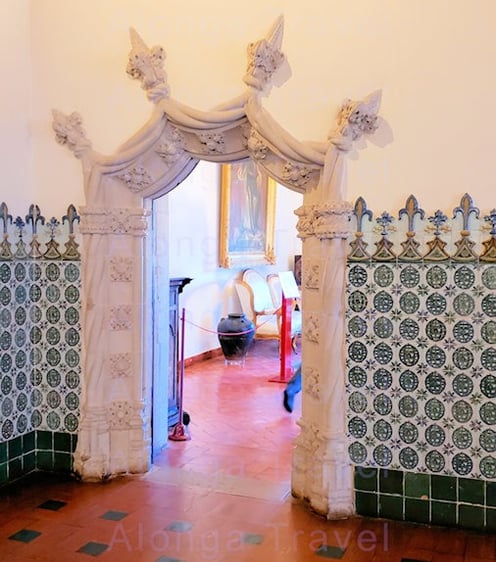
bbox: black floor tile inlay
[100,510,128,521]
[9,529,42,543]
[242,532,264,545]
[77,541,109,557]
[401,559,429,562]
[315,544,346,559]
[166,520,193,532]
[38,499,67,511]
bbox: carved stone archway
[53,16,381,519]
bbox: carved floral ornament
[52,15,382,201]
[295,201,354,239]
[78,207,150,236]
[109,256,134,282]
[108,401,146,429]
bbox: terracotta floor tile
[394,547,433,561]
[434,528,468,554]
[0,340,489,561]
[465,533,496,559]
[406,524,439,550]
[432,553,465,562]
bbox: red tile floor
[1,340,495,561]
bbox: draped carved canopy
[52,16,381,202]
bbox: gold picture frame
[219,160,276,268]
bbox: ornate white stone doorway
[52,17,382,519]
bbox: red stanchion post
[269,294,293,383]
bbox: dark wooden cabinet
[168,277,192,428]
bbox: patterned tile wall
[0,261,81,442]
[346,194,496,484]
[346,260,496,480]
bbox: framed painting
[219,160,276,268]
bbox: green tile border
[405,498,430,524]
[459,477,484,505]
[37,431,53,451]
[355,467,378,492]
[0,431,75,486]
[486,507,496,532]
[487,482,496,507]
[8,436,22,459]
[355,491,378,517]
[354,466,495,533]
[458,504,485,530]
[379,469,403,495]
[0,463,7,485]
[430,474,457,501]
[379,494,403,520]
[0,442,6,463]
[405,472,429,499]
[431,500,457,527]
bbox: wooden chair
[234,269,301,348]
[234,269,280,342]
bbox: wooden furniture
[234,269,301,349]
[168,277,192,428]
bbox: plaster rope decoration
[52,16,383,514]
[291,92,382,519]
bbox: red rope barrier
[184,314,275,336]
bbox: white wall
[21,0,496,219]
[2,1,495,233]
[0,0,32,209]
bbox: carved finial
[13,216,28,259]
[372,211,396,261]
[62,204,81,260]
[429,209,448,236]
[52,110,92,158]
[424,209,450,261]
[0,202,13,260]
[481,209,496,262]
[25,204,44,259]
[452,193,479,261]
[25,204,45,235]
[398,195,425,260]
[243,16,285,91]
[376,211,394,236]
[63,204,81,235]
[266,15,284,52]
[399,195,425,233]
[127,28,169,102]
[329,90,382,152]
[453,193,480,231]
[485,209,496,236]
[354,196,373,233]
[0,202,12,235]
[348,197,373,261]
[43,217,62,259]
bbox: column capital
[79,207,150,236]
[295,201,353,239]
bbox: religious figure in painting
[228,161,267,253]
